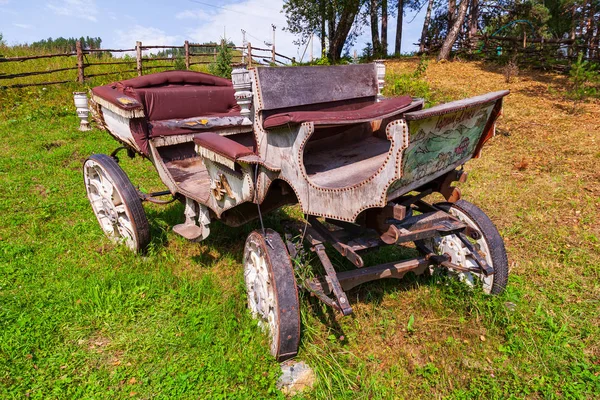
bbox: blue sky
[1,0,425,60]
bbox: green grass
[1,59,599,398]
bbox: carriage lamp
[73,92,91,131]
[375,60,385,102]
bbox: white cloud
[13,23,32,29]
[184,0,301,61]
[47,0,98,22]
[176,9,211,20]
[114,25,182,56]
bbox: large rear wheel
[243,229,301,361]
[83,154,150,253]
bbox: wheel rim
[431,207,494,294]
[84,159,138,251]
[243,237,279,354]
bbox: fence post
[76,40,84,83]
[184,40,190,70]
[136,41,143,76]
[247,42,252,68]
[213,47,217,61]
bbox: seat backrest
[254,64,378,111]
[135,86,240,121]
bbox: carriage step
[173,223,205,241]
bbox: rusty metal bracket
[457,232,494,276]
[307,216,364,268]
[380,211,467,245]
[313,244,353,316]
[438,170,468,202]
[137,189,176,205]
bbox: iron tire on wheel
[418,200,509,295]
[243,229,301,361]
[83,154,150,253]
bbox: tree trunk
[370,0,381,56]
[569,5,577,57]
[320,0,326,57]
[382,0,388,56]
[329,0,361,62]
[395,0,404,55]
[419,0,434,53]
[467,0,478,48]
[448,0,456,28]
[437,0,469,61]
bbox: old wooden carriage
[84,63,509,360]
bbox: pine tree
[208,39,232,79]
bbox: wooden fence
[0,40,295,89]
[471,34,599,71]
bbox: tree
[284,0,362,62]
[395,0,404,55]
[208,39,232,79]
[437,0,469,60]
[370,0,382,55]
[419,0,434,53]
[0,32,5,47]
[382,0,388,54]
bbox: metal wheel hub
[244,240,278,353]
[431,207,494,293]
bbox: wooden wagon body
[84,63,509,361]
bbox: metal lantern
[73,91,91,131]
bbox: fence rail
[0,40,295,89]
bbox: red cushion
[116,70,232,89]
[193,132,254,160]
[263,96,413,129]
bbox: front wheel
[418,200,509,294]
[243,229,301,361]
[83,154,150,253]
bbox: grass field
[0,58,599,399]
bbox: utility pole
[271,24,276,63]
[309,33,314,62]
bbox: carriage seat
[91,71,244,138]
[254,64,421,130]
[262,96,414,129]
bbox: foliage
[0,32,5,47]
[360,42,374,62]
[284,0,362,62]
[502,58,520,83]
[27,36,103,52]
[384,56,433,104]
[566,53,599,112]
[208,40,233,79]
[173,56,186,71]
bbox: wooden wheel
[243,229,300,361]
[83,154,150,253]
[419,200,509,294]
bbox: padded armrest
[194,132,254,169]
[91,84,145,119]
